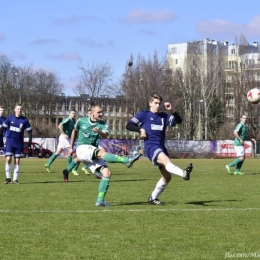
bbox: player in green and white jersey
[44,110,76,173]
[63,102,141,206]
[225,115,256,175]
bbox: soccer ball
[247,88,260,104]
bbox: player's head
[148,94,162,113]
[0,106,4,116]
[14,104,23,117]
[69,110,76,119]
[241,115,248,124]
[90,102,103,121]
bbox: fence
[25,138,257,159]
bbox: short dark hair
[90,101,102,111]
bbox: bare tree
[75,60,113,98]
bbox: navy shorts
[5,143,24,158]
[145,145,169,166]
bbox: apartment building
[167,38,260,118]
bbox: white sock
[5,164,11,179]
[165,162,184,177]
[151,178,167,200]
[13,165,20,181]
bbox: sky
[1,0,260,96]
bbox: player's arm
[126,122,141,133]
[70,129,77,149]
[68,129,78,155]
[27,130,32,146]
[164,102,182,124]
[126,122,147,139]
[234,130,243,144]
[92,128,108,139]
[0,126,4,138]
[58,123,67,138]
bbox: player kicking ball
[126,94,193,205]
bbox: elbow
[126,123,131,130]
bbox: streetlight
[125,61,133,136]
[196,99,204,140]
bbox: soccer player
[71,109,92,176]
[126,94,193,205]
[44,110,77,173]
[0,104,32,184]
[225,115,256,175]
[63,102,141,206]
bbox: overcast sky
[1,0,260,95]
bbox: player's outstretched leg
[101,152,142,168]
[82,165,90,175]
[124,153,142,168]
[63,169,69,182]
[183,163,193,181]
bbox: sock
[96,177,110,203]
[67,156,72,168]
[5,164,11,179]
[73,162,79,171]
[235,160,244,172]
[228,158,242,168]
[151,178,167,200]
[102,153,128,164]
[46,153,58,166]
[83,165,89,169]
[67,159,78,173]
[13,165,20,181]
[165,162,184,177]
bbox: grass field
[0,157,260,260]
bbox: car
[23,142,53,158]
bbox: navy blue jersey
[0,116,6,126]
[130,110,176,147]
[2,115,32,148]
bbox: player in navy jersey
[0,104,32,184]
[126,94,193,205]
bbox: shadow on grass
[21,180,88,184]
[117,201,150,206]
[112,179,150,182]
[186,199,239,206]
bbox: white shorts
[76,144,107,174]
[57,134,70,149]
[234,145,245,157]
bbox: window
[108,119,113,133]
[65,99,70,111]
[58,100,63,110]
[116,102,120,112]
[116,120,120,132]
[231,49,235,55]
[103,101,107,112]
[175,59,178,65]
[71,99,76,110]
[227,75,232,81]
[171,47,177,54]
[78,100,82,111]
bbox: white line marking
[0,208,260,213]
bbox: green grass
[0,157,260,260]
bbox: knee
[164,174,172,183]
[97,149,105,158]
[101,168,112,178]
